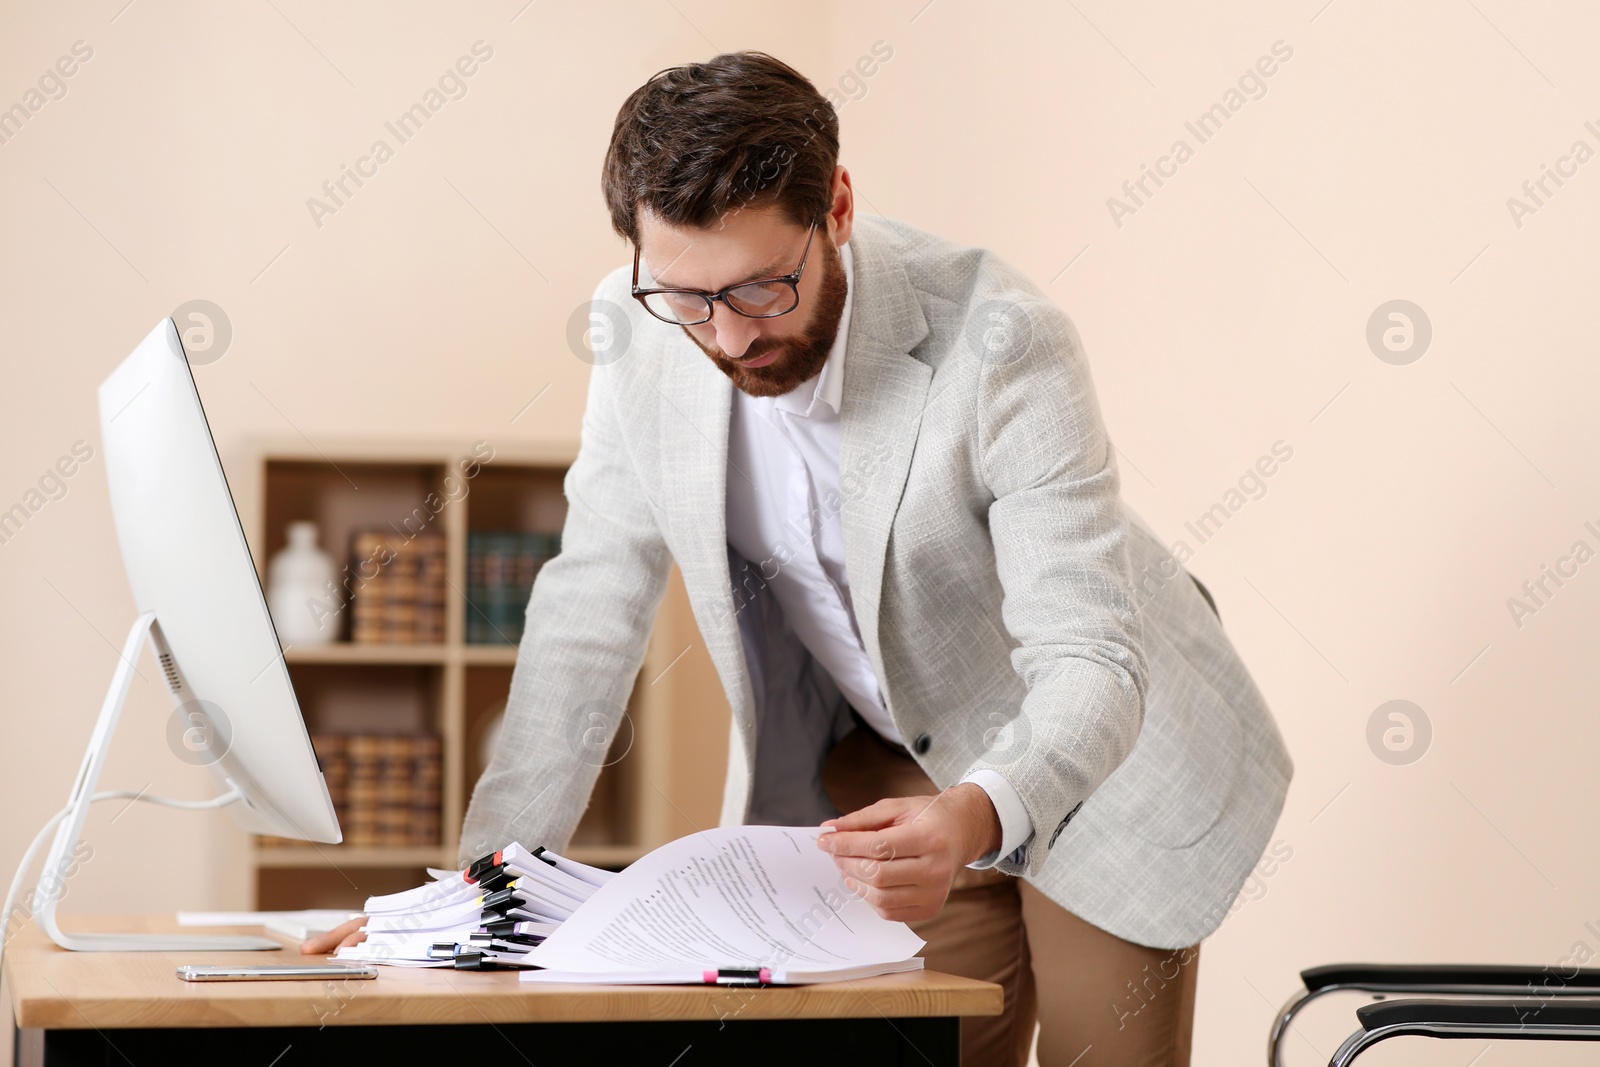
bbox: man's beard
[682,236,848,399]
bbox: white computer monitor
[34,318,340,952]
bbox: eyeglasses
[630,222,817,326]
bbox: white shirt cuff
[959,768,1034,870]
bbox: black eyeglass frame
[630,222,818,326]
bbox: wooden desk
[7,916,1002,1066]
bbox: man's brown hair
[602,51,840,246]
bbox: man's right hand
[299,916,367,955]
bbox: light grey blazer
[460,213,1293,950]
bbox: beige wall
[2,2,1597,1063]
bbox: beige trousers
[820,724,1200,1067]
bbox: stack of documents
[335,842,611,969]
[336,825,927,985]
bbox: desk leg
[14,1027,44,1067]
[36,1016,960,1065]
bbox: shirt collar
[771,238,853,419]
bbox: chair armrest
[1357,996,1600,1029]
[1330,998,1600,1067]
[1304,963,1600,992]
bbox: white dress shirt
[724,239,1034,869]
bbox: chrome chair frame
[1268,963,1600,1067]
[1328,997,1600,1066]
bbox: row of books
[349,531,447,644]
[465,531,561,645]
[336,529,561,645]
[258,733,441,848]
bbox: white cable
[0,787,242,974]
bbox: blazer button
[912,733,932,756]
[1049,801,1085,849]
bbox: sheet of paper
[502,843,616,889]
[365,877,475,915]
[366,896,486,931]
[522,825,923,976]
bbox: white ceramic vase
[267,521,339,646]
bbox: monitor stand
[34,611,279,952]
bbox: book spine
[350,530,390,645]
[412,733,442,845]
[388,539,417,645]
[376,735,412,846]
[465,532,488,645]
[346,734,381,846]
[481,533,505,644]
[417,536,446,644]
[495,532,520,644]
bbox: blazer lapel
[837,221,932,696]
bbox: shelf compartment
[287,662,443,736]
[464,464,568,534]
[260,663,446,850]
[262,459,455,645]
[461,464,567,647]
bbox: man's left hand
[816,783,1002,922]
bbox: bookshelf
[232,439,729,911]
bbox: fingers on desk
[299,916,367,955]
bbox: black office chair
[1269,963,1600,1066]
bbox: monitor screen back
[97,318,341,844]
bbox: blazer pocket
[1083,624,1243,849]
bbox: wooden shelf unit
[233,439,730,910]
